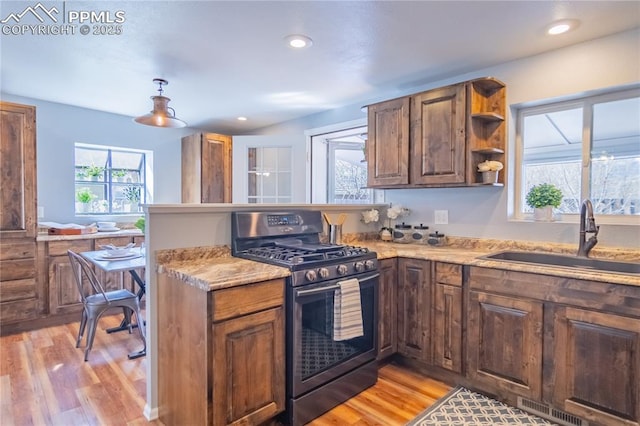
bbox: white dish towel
[333,278,364,341]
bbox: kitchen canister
[411,224,429,244]
[393,222,413,243]
[427,231,446,247]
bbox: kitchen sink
[482,251,640,275]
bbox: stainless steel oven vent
[517,397,588,426]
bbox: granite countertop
[358,241,640,287]
[156,247,290,292]
[157,240,640,291]
[37,228,143,241]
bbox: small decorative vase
[533,206,554,221]
[380,229,393,242]
[482,171,498,184]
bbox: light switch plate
[434,210,448,224]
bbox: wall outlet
[434,210,448,224]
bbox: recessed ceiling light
[546,19,579,35]
[237,116,248,121]
[285,34,313,49]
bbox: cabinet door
[410,84,466,185]
[212,306,285,425]
[48,240,93,316]
[467,290,543,401]
[0,102,37,239]
[201,133,232,203]
[377,258,397,360]
[367,97,410,187]
[49,256,83,315]
[181,133,232,203]
[397,258,430,362]
[432,283,462,373]
[552,307,640,425]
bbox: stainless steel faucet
[577,199,599,257]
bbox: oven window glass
[298,285,375,380]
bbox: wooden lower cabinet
[431,262,463,374]
[467,290,543,401]
[469,266,640,426]
[551,306,640,426]
[213,307,284,425]
[158,275,285,426]
[0,240,42,323]
[46,237,142,316]
[397,258,431,362]
[377,258,397,360]
[47,239,93,315]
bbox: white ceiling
[1,1,639,134]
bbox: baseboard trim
[144,404,159,421]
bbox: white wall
[0,94,195,223]
[256,28,640,249]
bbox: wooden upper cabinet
[366,77,506,188]
[410,84,466,185]
[181,133,232,203]
[367,97,410,186]
[0,102,37,238]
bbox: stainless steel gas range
[231,210,379,425]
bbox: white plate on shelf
[97,252,141,261]
[98,227,120,232]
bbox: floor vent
[517,397,588,426]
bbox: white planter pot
[533,206,554,221]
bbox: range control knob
[365,260,376,270]
[354,261,365,272]
[318,267,330,279]
[305,270,317,282]
[336,264,348,275]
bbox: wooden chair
[67,250,146,361]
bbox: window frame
[513,85,640,225]
[74,143,151,216]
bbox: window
[309,124,378,204]
[74,144,151,215]
[516,87,640,218]
[247,147,292,203]
[327,136,370,204]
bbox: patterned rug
[406,387,559,426]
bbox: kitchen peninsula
[151,205,639,426]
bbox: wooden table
[81,248,146,359]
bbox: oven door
[288,271,378,398]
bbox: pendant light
[134,78,186,128]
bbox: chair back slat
[67,250,109,304]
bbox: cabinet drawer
[0,278,36,302]
[0,240,35,260]
[0,258,36,281]
[96,236,133,248]
[212,279,284,322]
[48,240,92,257]
[435,262,462,286]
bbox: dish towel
[333,278,364,341]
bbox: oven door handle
[295,273,379,297]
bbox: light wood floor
[1,315,450,426]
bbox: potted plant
[477,160,503,184]
[86,164,105,181]
[112,168,127,182]
[123,185,141,212]
[526,183,563,221]
[75,187,95,213]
